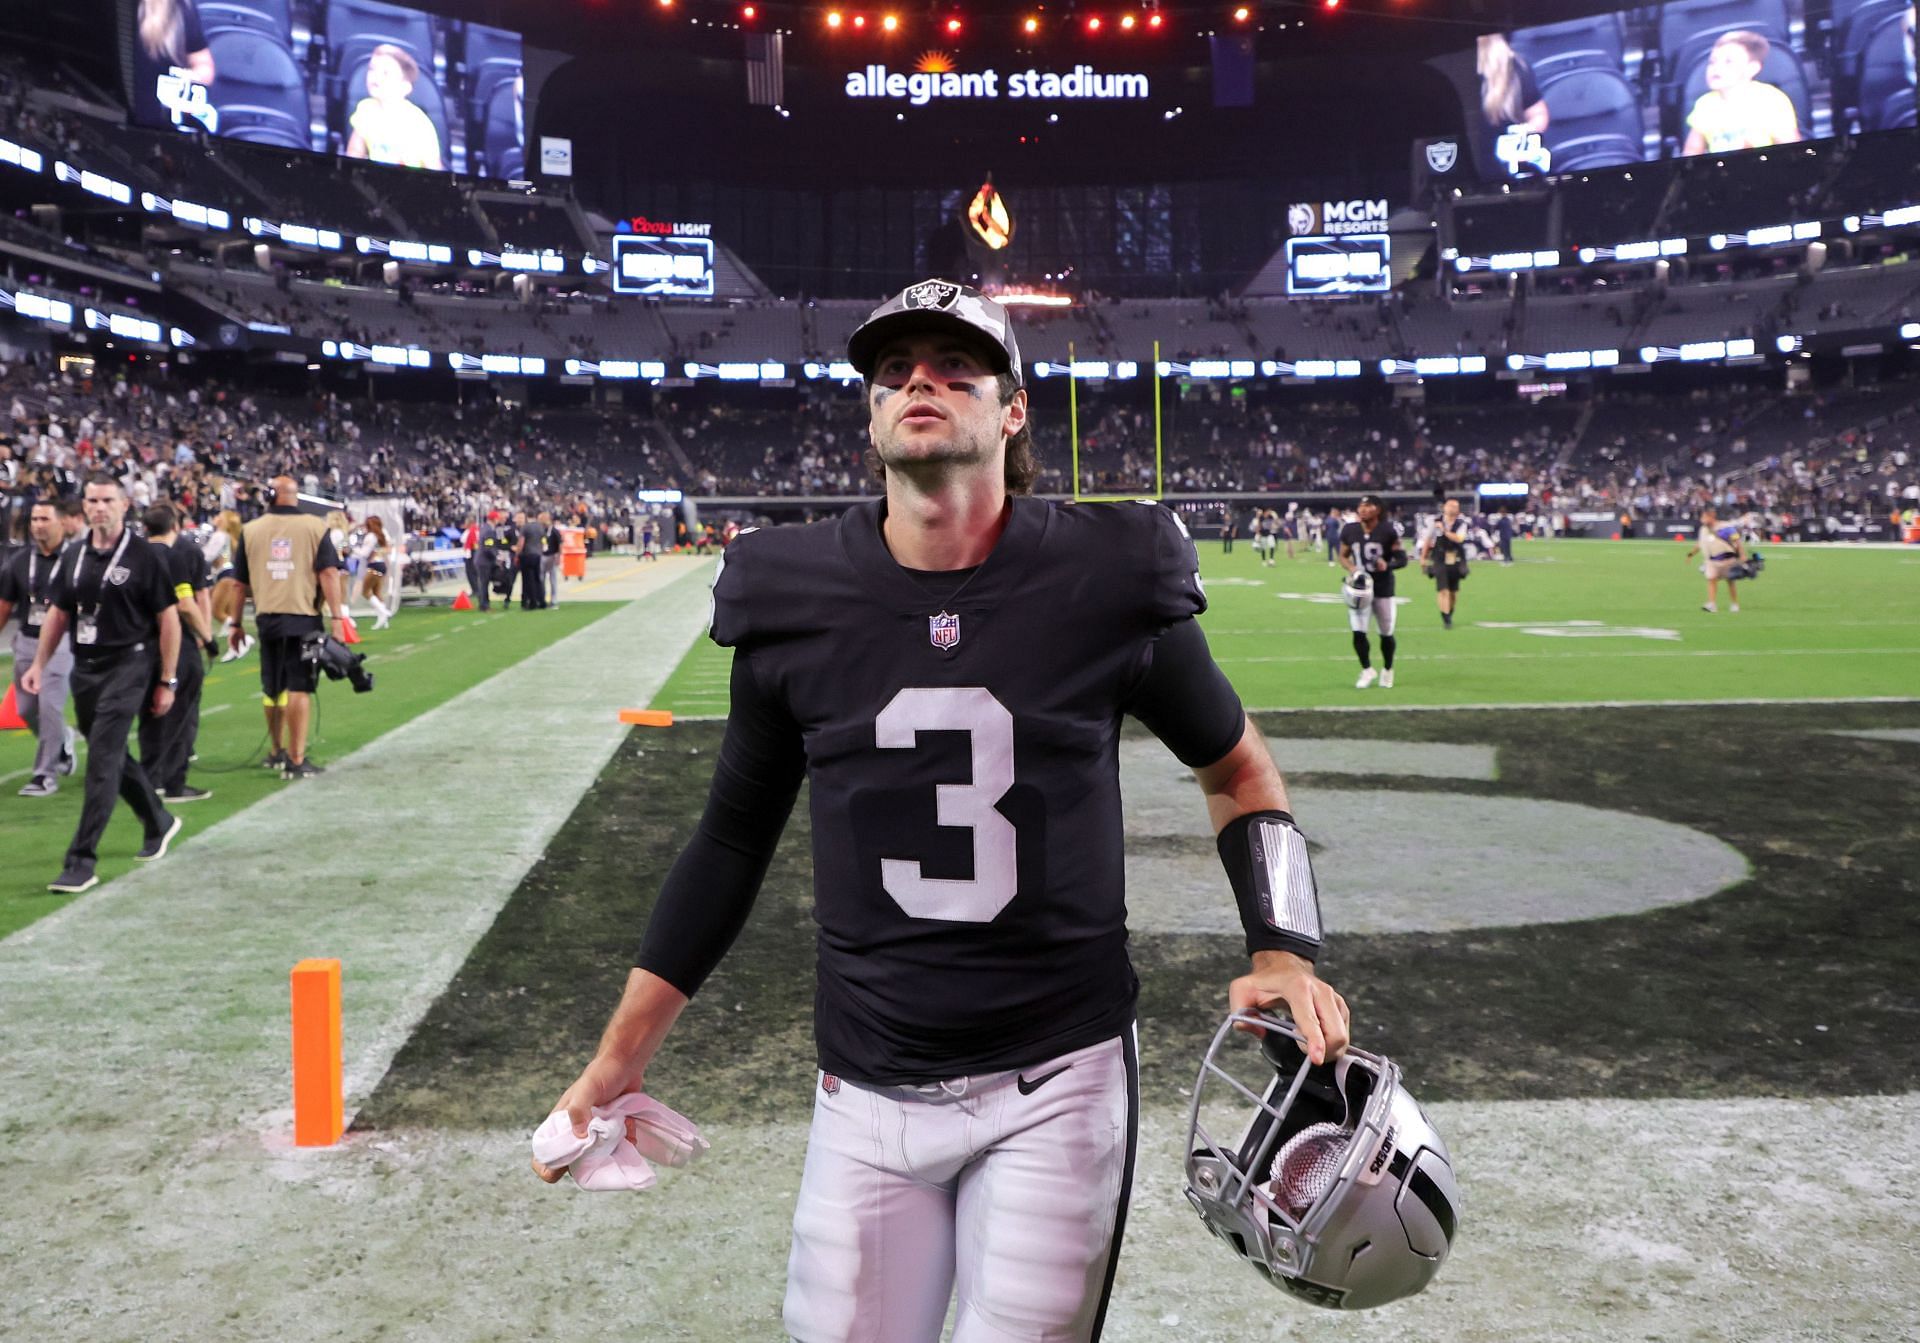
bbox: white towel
[530,1092,710,1192]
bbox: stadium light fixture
[826,9,843,25]
[946,15,962,32]
[1147,11,1163,25]
[741,3,755,16]
[1232,5,1249,19]
[881,12,899,30]
[1023,14,1040,32]
[852,13,866,26]
[1086,14,1102,31]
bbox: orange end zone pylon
[619,708,674,727]
[291,958,343,1147]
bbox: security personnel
[474,514,501,611]
[24,474,183,894]
[230,475,350,779]
[497,511,523,608]
[137,502,214,802]
[0,498,78,796]
[515,510,546,610]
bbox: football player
[1253,508,1279,567]
[1418,497,1470,630]
[534,280,1349,1343]
[1339,494,1407,689]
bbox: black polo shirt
[46,525,176,660]
[0,543,66,639]
[166,534,213,597]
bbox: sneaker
[1702,604,1717,613]
[18,775,57,798]
[282,760,325,780]
[263,749,289,771]
[58,728,78,775]
[1730,604,1740,612]
[161,785,213,803]
[1380,669,1395,689]
[1441,613,1453,629]
[1356,667,1379,690]
[48,866,98,894]
[135,813,183,861]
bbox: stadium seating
[205,29,311,151]
[1857,11,1918,132]
[1509,14,1629,89]
[324,0,435,84]
[199,0,294,45]
[1540,68,1646,173]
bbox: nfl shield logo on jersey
[271,537,292,561]
[929,611,961,650]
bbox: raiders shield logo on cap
[904,280,963,311]
[929,611,960,650]
[1425,139,1459,173]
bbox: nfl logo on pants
[928,611,960,650]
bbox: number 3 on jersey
[875,687,1018,922]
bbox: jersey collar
[838,495,1048,615]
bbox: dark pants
[67,647,172,870]
[138,647,204,794]
[518,557,546,609]
[475,559,495,610]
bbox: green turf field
[650,539,1920,714]
[0,602,616,935]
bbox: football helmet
[1342,570,1373,610]
[1183,1011,1461,1311]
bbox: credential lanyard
[71,528,134,620]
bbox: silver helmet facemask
[1183,1012,1461,1310]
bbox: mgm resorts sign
[1287,198,1391,237]
[845,61,1150,106]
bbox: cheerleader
[207,510,255,662]
[354,515,394,629]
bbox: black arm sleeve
[1125,616,1247,769]
[634,650,807,997]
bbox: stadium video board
[130,0,524,178]
[1446,0,1916,181]
[612,235,715,298]
[1285,235,1392,297]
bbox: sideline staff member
[231,476,350,779]
[24,474,183,894]
[138,502,214,802]
[0,499,79,796]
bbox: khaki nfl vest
[244,511,328,616]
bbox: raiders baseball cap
[846,279,1023,386]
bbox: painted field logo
[1476,620,1681,641]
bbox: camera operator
[23,474,183,894]
[137,502,214,803]
[230,475,350,779]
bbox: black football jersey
[1339,519,1404,600]
[711,496,1206,1084]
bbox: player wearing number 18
[534,280,1350,1343]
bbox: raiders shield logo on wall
[1426,139,1459,173]
[905,280,962,311]
[929,610,961,650]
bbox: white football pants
[784,1031,1138,1343]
